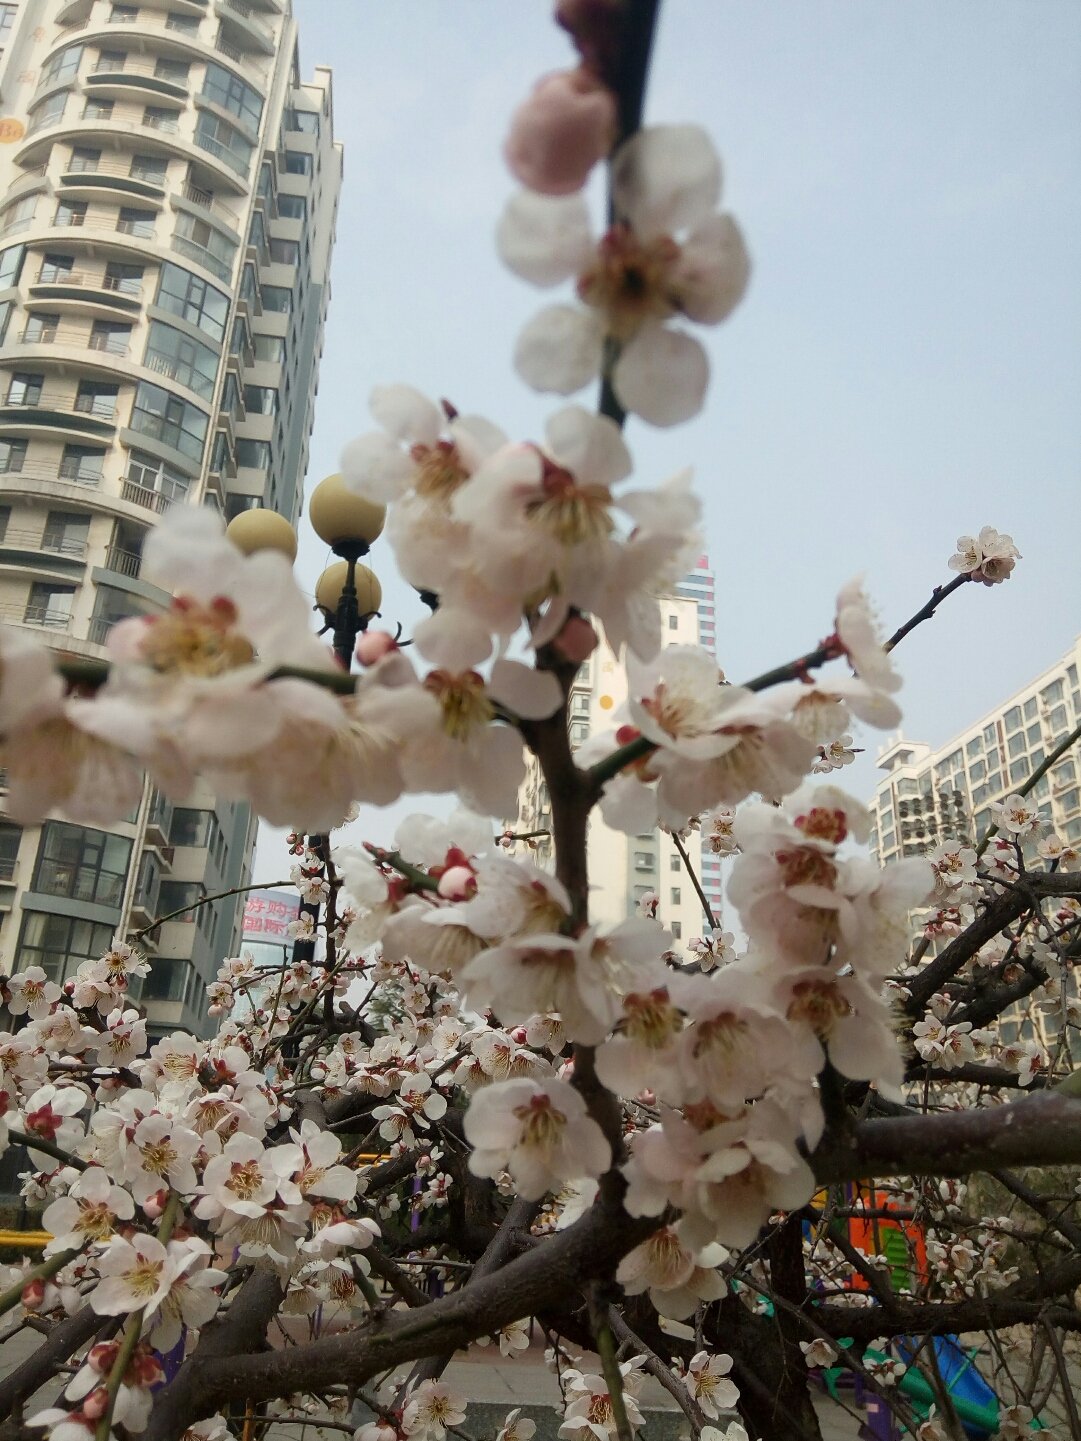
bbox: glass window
[282,152,311,176]
[16,913,115,984]
[144,320,219,400]
[82,98,114,121]
[284,107,319,134]
[1008,733,1026,758]
[260,284,292,313]
[23,312,59,342]
[173,212,238,282]
[90,319,132,355]
[1009,759,1028,784]
[129,154,167,184]
[25,583,74,628]
[54,199,87,228]
[965,737,982,757]
[95,49,126,71]
[0,439,27,473]
[60,445,105,482]
[235,438,270,469]
[110,4,139,20]
[669,855,680,872]
[68,146,101,174]
[0,5,16,41]
[154,57,189,82]
[105,261,144,295]
[28,92,67,135]
[155,262,229,342]
[969,760,986,782]
[42,511,90,556]
[195,110,253,173]
[268,238,299,265]
[126,448,190,500]
[242,384,276,415]
[633,851,654,871]
[0,821,20,880]
[8,371,44,404]
[671,921,682,939]
[0,244,25,286]
[202,62,263,130]
[1004,706,1022,731]
[33,822,130,908]
[1,197,36,234]
[171,808,211,846]
[253,333,284,362]
[118,207,155,238]
[143,957,193,1002]
[1048,704,1068,735]
[277,193,306,221]
[1024,697,1038,720]
[143,105,181,133]
[75,380,118,416]
[158,880,204,922]
[670,886,681,904]
[130,382,209,461]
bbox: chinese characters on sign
[242,889,300,941]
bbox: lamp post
[226,477,388,992]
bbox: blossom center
[578,224,680,340]
[527,461,614,547]
[77,1200,115,1240]
[425,670,495,740]
[623,989,680,1048]
[227,1159,266,1199]
[411,440,468,504]
[787,979,850,1037]
[513,1094,566,1150]
[126,1257,165,1300]
[776,847,837,890]
[795,807,848,845]
[140,596,255,678]
[140,1139,177,1176]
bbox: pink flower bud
[82,1388,109,1420]
[504,66,617,195]
[143,1189,168,1220]
[21,1279,45,1308]
[437,865,477,902]
[555,0,624,78]
[355,630,397,667]
[552,612,599,663]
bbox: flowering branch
[588,1289,635,1441]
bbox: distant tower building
[0,0,341,1037]
[676,554,722,928]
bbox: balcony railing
[0,855,16,882]
[90,56,190,86]
[121,479,171,513]
[103,545,142,577]
[0,459,103,488]
[219,0,273,40]
[33,268,142,297]
[171,233,233,282]
[88,616,116,646]
[181,181,241,229]
[0,527,88,558]
[19,605,74,631]
[1,389,117,420]
[193,131,251,176]
[17,323,130,356]
[61,155,171,186]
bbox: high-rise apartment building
[675,553,721,924]
[516,565,723,944]
[869,635,1081,866]
[0,0,341,1037]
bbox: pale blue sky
[257,0,1081,875]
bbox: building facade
[674,553,721,923]
[0,0,341,1036]
[870,635,1081,866]
[516,564,723,945]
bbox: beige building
[870,635,1081,865]
[516,584,720,947]
[0,0,341,1035]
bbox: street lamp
[308,474,387,669]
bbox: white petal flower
[464,1077,612,1200]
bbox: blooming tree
[2,5,1080,1441]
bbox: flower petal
[497,191,594,286]
[544,406,632,488]
[614,326,709,427]
[489,659,562,719]
[369,384,443,446]
[612,125,721,239]
[340,431,416,503]
[671,213,751,324]
[514,305,604,395]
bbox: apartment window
[82,98,115,121]
[75,380,119,416]
[1023,697,1038,720]
[235,438,270,469]
[35,821,132,908]
[68,146,102,174]
[105,261,144,295]
[16,913,115,984]
[1004,706,1021,731]
[23,312,60,342]
[173,212,238,280]
[164,11,199,34]
[42,511,90,557]
[91,585,142,643]
[94,49,126,71]
[966,737,982,757]
[129,155,167,185]
[201,62,263,130]
[0,244,25,286]
[1026,722,1042,746]
[670,855,680,872]
[0,822,20,881]
[0,439,27,473]
[277,193,306,221]
[671,887,681,904]
[284,106,319,135]
[143,957,193,1004]
[28,92,68,134]
[1,198,36,235]
[130,383,208,461]
[0,6,16,41]
[144,321,219,400]
[282,152,311,176]
[158,881,203,926]
[1009,759,1028,784]
[253,333,284,362]
[260,285,292,314]
[8,372,44,404]
[154,57,189,82]
[0,504,8,541]
[90,319,132,355]
[1007,733,1026,759]
[243,384,277,416]
[171,808,211,847]
[118,207,155,238]
[60,445,106,483]
[634,851,654,871]
[127,449,190,500]
[156,262,229,342]
[268,238,299,266]
[210,432,233,478]
[25,582,75,629]
[143,105,180,133]
[54,199,87,228]
[110,4,139,20]
[569,720,588,745]
[668,614,678,630]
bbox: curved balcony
[43,13,269,90]
[26,267,143,318]
[0,387,118,441]
[0,461,192,528]
[215,0,275,55]
[16,113,250,194]
[57,155,170,207]
[84,57,190,105]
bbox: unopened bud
[143,1189,168,1220]
[437,865,477,902]
[355,630,397,667]
[21,1279,45,1309]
